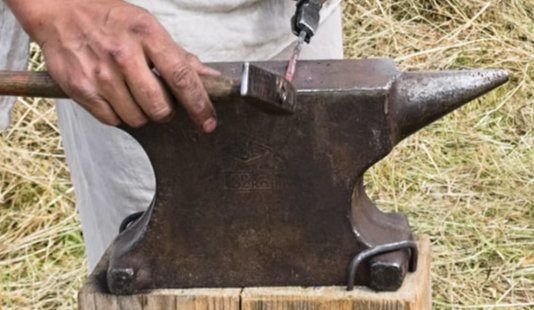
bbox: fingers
[123,64,175,124]
[63,77,121,126]
[78,97,122,126]
[108,44,174,125]
[96,66,150,128]
[61,44,216,131]
[46,60,120,126]
[145,41,217,133]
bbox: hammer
[0,62,296,115]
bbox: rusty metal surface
[106,59,508,294]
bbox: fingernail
[202,117,217,133]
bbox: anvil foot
[347,240,418,291]
[370,251,410,291]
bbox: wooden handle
[0,71,241,99]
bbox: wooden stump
[78,236,431,310]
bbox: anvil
[102,59,508,294]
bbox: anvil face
[106,60,508,295]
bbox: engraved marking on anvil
[224,172,276,191]
[224,140,282,191]
[229,140,272,165]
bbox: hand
[5,0,219,132]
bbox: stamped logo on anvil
[228,140,272,165]
[224,172,275,191]
[223,140,280,191]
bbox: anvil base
[78,236,431,310]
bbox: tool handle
[291,0,323,43]
[0,71,240,99]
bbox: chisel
[286,0,326,81]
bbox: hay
[1,1,533,308]
[0,45,86,310]
[344,0,534,308]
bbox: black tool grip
[291,0,323,43]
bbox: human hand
[5,0,219,132]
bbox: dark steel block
[106,59,508,294]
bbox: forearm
[3,0,118,47]
[2,0,55,42]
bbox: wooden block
[241,236,431,310]
[79,286,242,310]
[78,246,242,310]
[79,236,431,310]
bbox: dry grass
[344,0,534,308]
[1,0,533,309]
[0,47,86,309]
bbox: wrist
[5,0,49,41]
[3,0,81,44]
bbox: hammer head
[240,62,297,114]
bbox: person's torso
[125,0,340,61]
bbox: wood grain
[0,71,240,99]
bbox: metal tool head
[240,62,297,114]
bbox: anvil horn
[389,69,509,144]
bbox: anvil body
[106,59,508,294]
